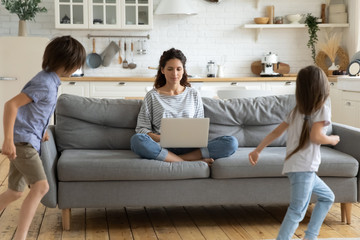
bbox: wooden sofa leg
[340,203,352,225]
[62,208,71,231]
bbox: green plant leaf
[305,13,320,64]
[1,0,47,21]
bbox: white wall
[0,0,353,77]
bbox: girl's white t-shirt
[282,99,331,175]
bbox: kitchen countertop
[60,76,339,82]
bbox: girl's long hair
[286,65,330,160]
[154,48,191,89]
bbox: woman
[131,48,238,165]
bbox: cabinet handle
[118,82,126,86]
[0,77,17,81]
[330,82,335,86]
[346,101,351,106]
[230,82,238,86]
[285,81,292,86]
[69,81,77,85]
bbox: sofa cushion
[211,146,358,179]
[57,149,210,181]
[55,94,142,151]
[202,95,297,147]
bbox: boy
[0,35,85,240]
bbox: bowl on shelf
[254,17,269,24]
[286,14,304,24]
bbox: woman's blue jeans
[277,172,335,240]
[130,133,238,161]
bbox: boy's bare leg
[13,180,49,240]
[0,189,23,211]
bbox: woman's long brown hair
[154,48,191,89]
[286,65,330,160]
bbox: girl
[248,65,340,240]
[131,48,238,165]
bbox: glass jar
[275,16,283,24]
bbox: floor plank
[204,205,254,240]
[106,208,133,240]
[165,206,206,240]
[146,207,181,240]
[186,206,230,240]
[126,207,158,240]
[85,208,109,240]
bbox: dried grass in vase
[317,32,342,63]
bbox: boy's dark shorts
[8,143,47,192]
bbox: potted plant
[304,13,320,64]
[1,0,47,36]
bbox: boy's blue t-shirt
[13,70,61,152]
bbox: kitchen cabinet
[266,81,295,95]
[338,91,360,128]
[55,0,153,30]
[335,76,360,128]
[197,81,268,99]
[90,81,153,99]
[59,81,90,97]
[55,0,88,29]
[59,81,153,99]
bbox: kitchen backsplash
[0,0,353,77]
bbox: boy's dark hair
[154,48,191,89]
[42,35,86,73]
[286,65,329,160]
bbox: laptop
[160,118,210,148]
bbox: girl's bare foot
[202,158,214,166]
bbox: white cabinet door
[266,81,296,95]
[55,0,88,29]
[90,81,153,99]
[88,0,121,29]
[198,81,267,99]
[55,0,152,30]
[122,0,153,30]
[59,81,90,97]
[338,91,360,128]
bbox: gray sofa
[40,93,360,230]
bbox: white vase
[328,62,340,76]
[18,20,27,36]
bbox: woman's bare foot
[202,158,214,166]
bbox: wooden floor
[1,155,360,240]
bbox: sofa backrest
[203,95,296,147]
[55,93,328,151]
[55,94,142,151]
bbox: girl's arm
[2,93,32,160]
[310,121,340,145]
[249,121,289,166]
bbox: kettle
[207,60,216,77]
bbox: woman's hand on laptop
[147,132,160,142]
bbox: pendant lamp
[155,0,197,15]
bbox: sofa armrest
[332,123,360,162]
[332,122,360,202]
[40,125,59,208]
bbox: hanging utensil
[86,38,102,69]
[128,41,137,69]
[122,42,128,68]
[118,40,122,64]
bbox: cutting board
[251,61,290,76]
